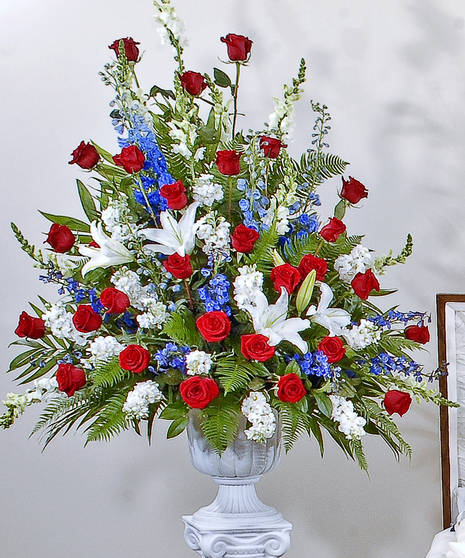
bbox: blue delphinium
[153,343,190,374]
[368,311,429,330]
[370,353,423,380]
[198,274,231,316]
[293,351,333,379]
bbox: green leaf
[296,269,316,313]
[159,401,188,421]
[284,359,301,376]
[149,84,176,100]
[308,416,324,456]
[91,358,130,389]
[7,349,40,372]
[334,199,347,220]
[213,67,232,88]
[76,179,99,222]
[39,211,90,233]
[166,417,189,438]
[314,392,332,417]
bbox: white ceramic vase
[183,412,292,558]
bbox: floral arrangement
[0,0,452,470]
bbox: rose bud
[163,253,193,279]
[119,344,151,373]
[270,263,301,294]
[179,71,208,96]
[220,33,253,61]
[15,311,45,339]
[196,311,231,343]
[179,376,219,409]
[160,180,188,210]
[277,373,306,403]
[68,141,100,169]
[351,269,380,300]
[231,224,259,253]
[241,334,276,362]
[72,305,102,333]
[298,254,327,282]
[405,324,430,344]
[45,223,76,253]
[340,176,368,205]
[318,336,346,363]
[384,390,412,416]
[259,136,286,159]
[215,150,242,175]
[100,287,130,314]
[56,363,87,397]
[113,145,145,174]
[320,217,346,242]
[108,37,140,62]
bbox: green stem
[314,239,324,257]
[232,62,241,140]
[228,176,234,222]
[184,279,194,311]
[135,176,159,225]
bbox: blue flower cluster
[198,274,231,316]
[237,179,270,231]
[293,351,333,379]
[280,212,320,247]
[114,311,138,334]
[64,279,103,313]
[369,353,423,380]
[368,311,429,330]
[153,342,190,374]
[39,262,63,286]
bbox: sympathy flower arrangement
[0,0,452,470]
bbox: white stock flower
[185,350,213,376]
[79,221,133,276]
[241,392,276,443]
[344,319,381,349]
[42,303,88,346]
[334,245,373,283]
[330,395,366,440]
[87,336,124,366]
[111,268,145,309]
[233,265,264,309]
[123,380,164,420]
[136,301,169,329]
[193,175,223,207]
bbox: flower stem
[184,279,194,310]
[232,62,241,140]
[314,239,324,257]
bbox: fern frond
[246,225,280,273]
[275,401,310,452]
[215,357,267,395]
[200,394,240,454]
[283,233,319,266]
[161,306,203,347]
[91,357,130,389]
[84,392,130,443]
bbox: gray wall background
[0,0,464,556]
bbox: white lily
[138,202,199,257]
[306,282,351,336]
[79,222,133,276]
[243,288,310,353]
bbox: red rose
[72,305,102,333]
[384,390,412,416]
[259,136,286,159]
[215,150,242,175]
[15,311,45,339]
[56,363,87,397]
[220,33,253,61]
[100,287,130,314]
[318,336,346,363]
[45,223,75,253]
[180,71,207,96]
[196,311,231,343]
[231,224,260,253]
[298,254,327,282]
[160,180,188,210]
[68,141,100,169]
[108,37,140,62]
[405,324,430,344]
[341,176,368,205]
[179,376,219,409]
[277,373,306,403]
[320,217,346,242]
[270,263,301,294]
[163,253,193,279]
[351,269,380,300]
[241,334,276,362]
[113,145,145,174]
[119,344,151,373]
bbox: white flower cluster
[334,245,374,283]
[344,319,381,349]
[193,174,223,207]
[46,253,80,278]
[101,195,138,243]
[241,392,276,443]
[111,268,145,307]
[153,0,188,48]
[330,395,366,440]
[269,99,295,139]
[168,119,197,158]
[122,380,164,420]
[81,335,124,368]
[196,212,231,262]
[42,303,88,346]
[233,264,264,309]
[185,350,212,376]
[2,377,59,419]
[137,300,169,329]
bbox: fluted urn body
[183,411,292,558]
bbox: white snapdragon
[233,265,264,309]
[193,174,223,207]
[42,303,88,346]
[344,319,381,349]
[185,350,213,376]
[196,213,231,261]
[330,395,366,440]
[241,392,276,443]
[334,245,374,283]
[153,1,188,48]
[123,380,164,420]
